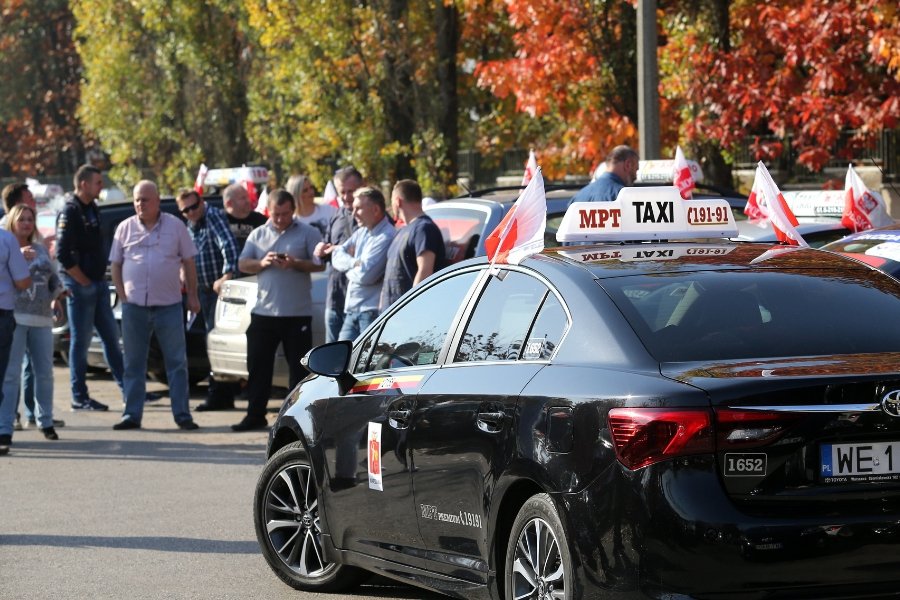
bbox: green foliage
[72,0,251,192]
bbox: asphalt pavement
[0,361,443,600]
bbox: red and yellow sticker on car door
[350,374,424,394]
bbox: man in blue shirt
[569,145,640,204]
[329,187,396,341]
[176,189,239,411]
[380,179,445,311]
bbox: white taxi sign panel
[556,186,738,243]
[557,244,735,263]
[204,166,269,186]
[635,159,704,184]
[781,190,844,217]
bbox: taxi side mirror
[302,341,356,395]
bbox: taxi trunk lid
[662,353,900,516]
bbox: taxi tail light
[608,408,713,470]
[714,408,798,450]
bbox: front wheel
[505,493,575,600]
[253,441,367,591]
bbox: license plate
[820,441,900,483]
[220,301,243,322]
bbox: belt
[0,308,13,316]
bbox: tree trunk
[434,0,459,193]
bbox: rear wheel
[254,441,367,591]
[505,493,574,600]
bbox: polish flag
[236,166,259,211]
[323,179,339,208]
[522,149,538,186]
[743,178,767,221]
[753,161,808,247]
[842,164,892,233]
[673,146,695,199]
[485,167,546,265]
[193,163,208,195]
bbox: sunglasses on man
[180,201,201,215]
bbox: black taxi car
[253,187,900,599]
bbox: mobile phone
[276,253,288,259]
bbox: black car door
[409,268,570,580]
[320,269,481,567]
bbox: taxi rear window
[602,270,900,362]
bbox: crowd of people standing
[0,163,449,453]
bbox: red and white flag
[522,149,538,186]
[673,146,695,200]
[842,164,892,233]
[743,178,767,221]
[485,167,547,265]
[753,161,808,247]
[323,179,339,208]
[193,163,208,195]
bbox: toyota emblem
[881,390,900,418]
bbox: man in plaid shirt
[176,189,239,411]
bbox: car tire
[254,441,367,592]
[505,493,575,600]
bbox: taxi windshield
[602,269,900,362]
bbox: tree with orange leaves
[0,0,94,176]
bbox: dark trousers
[199,288,235,404]
[245,314,311,420]
[0,310,15,420]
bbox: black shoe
[231,417,268,432]
[177,420,199,431]
[113,419,141,430]
[0,433,11,454]
[41,427,59,440]
[72,398,109,411]
[145,392,163,402]
[14,413,22,431]
[195,401,235,412]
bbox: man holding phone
[233,189,324,431]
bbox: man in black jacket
[55,165,123,411]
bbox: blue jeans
[21,353,35,420]
[121,302,191,425]
[324,307,344,344]
[338,309,378,342]
[64,277,124,403]
[0,324,54,435]
[0,311,15,434]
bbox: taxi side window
[521,293,567,360]
[454,270,558,362]
[356,271,478,373]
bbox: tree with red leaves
[679,0,900,171]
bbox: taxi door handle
[389,409,411,429]
[477,411,505,432]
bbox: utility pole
[637,0,661,159]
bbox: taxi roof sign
[204,166,269,187]
[780,190,844,217]
[556,186,738,243]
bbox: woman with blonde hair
[0,204,65,442]
[286,174,335,238]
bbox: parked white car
[207,272,327,389]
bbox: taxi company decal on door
[368,422,383,491]
[351,375,424,394]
